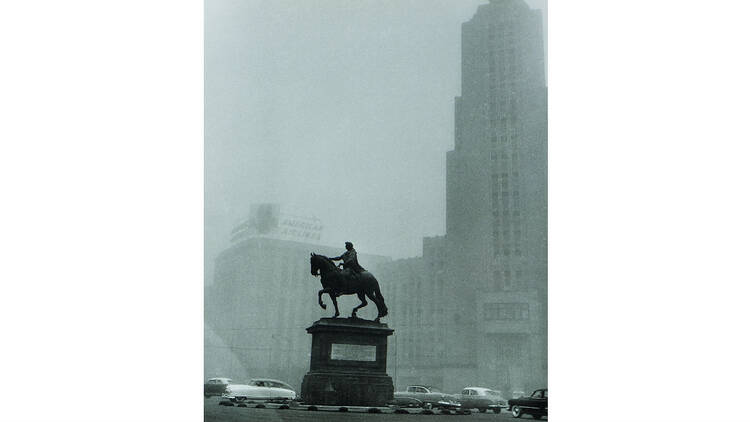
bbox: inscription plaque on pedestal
[300,318,394,406]
[330,343,377,361]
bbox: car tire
[479,408,487,413]
[512,405,522,418]
[493,408,502,414]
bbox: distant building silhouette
[205,204,388,388]
[382,0,547,394]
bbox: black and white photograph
[3,1,750,421]
[204,0,546,420]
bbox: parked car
[392,385,461,410]
[458,387,506,413]
[204,377,232,397]
[222,378,297,403]
[507,388,547,419]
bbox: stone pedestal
[301,317,394,406]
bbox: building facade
[382,0,547,394]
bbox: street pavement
[204,397,546,422]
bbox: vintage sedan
[392,385,461,410]
[222,378,297,403]
[204,377,232,397]
[507,388,547,419]
[458,387,506,413]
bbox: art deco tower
[445,0,547,391]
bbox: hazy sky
[205,0,547,281]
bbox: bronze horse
[310,253,388,322]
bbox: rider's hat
[345,241,353,248]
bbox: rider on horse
[331,241,366,278]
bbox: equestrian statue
[309,242,388,322]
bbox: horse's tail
[373,282,388,318]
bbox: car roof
[250,378,288,384]
[208,377,232,381]
[408,385,442,391]
[250,378,294,388]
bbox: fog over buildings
[205,0,547,392]
[205,0,547,285]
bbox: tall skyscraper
[444,0,547,390]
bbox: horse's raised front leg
[318,289,327,309]
[351,292,367,318]
[329,292,340,318]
